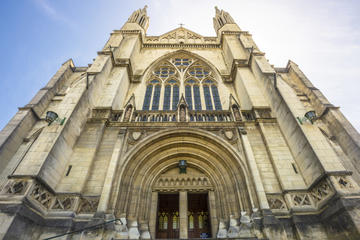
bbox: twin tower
[0,6,360,240]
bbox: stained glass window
[158,212,168,230]
[199,214,204,229]
[193,85,202,110]
[172,85,179,110]
[142,85,153,110]
[152,85,161,110]
[172,211,179,229]
[163,85,171,110]
[188,66,210,80]
[211,85,222,110]
[154,67,175,79]
[172,58,192,71]
[203,85,213,110]
[188,212,194,229]
[185,85,193,110]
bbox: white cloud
[33,0,74,27]
[145,0,360,131]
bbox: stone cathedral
[1,6,360,240]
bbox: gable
[146,27,205,44]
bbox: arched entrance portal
[111,128,257,238]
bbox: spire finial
[215,6,220,14]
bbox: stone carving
[123,105,133,122]
[51,196,75,211]
[128,220,140,239]
[1,180,28,195]
[232,105,241,121]
[335,176,355,189]
[154,175,212,191]
[180,105,186,122]
[78,197,99,213]
[310,180,333,204]
[217,219,228,238]
[30,183,53,209]
[291,193,312,207]
[224,130,234,140]
[114,218,129,239]
[267,195,287,210]
[127,130,145,147]
[227,215,240,237]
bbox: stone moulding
[0,178,100,218]
[267,175,359,213]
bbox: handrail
[43,218,123,240]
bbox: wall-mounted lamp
[45,111,66,126]
[178,160,187,174]
[297,110,317,125]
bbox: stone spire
[126,5,149,31]
[213,6,237,32]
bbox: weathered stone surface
[0,5,359,240]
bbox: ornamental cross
[179,23,185,28]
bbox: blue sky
[0,0,359,131]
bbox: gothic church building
[1,6,360,240]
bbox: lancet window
[142,55,223,111]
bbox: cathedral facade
[0,6,360,240]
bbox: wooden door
[156,194,180,239]
[188,193,211,238]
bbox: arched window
[143,54,224,111]
[142,85,153,110]
[163,85,171,110]
[142,79,162,110]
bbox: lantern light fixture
[45,111,66,126]
[297,110,317,125]
[178,160,187,174]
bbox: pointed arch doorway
[113,129,256,239]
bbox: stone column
[149,191,158,239]
[208,190,218,238]
[179,191,188,239]
[238,127,269,210]
[97,128,126,212]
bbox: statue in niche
[124,105,133,122]
[180,105,186,122]
[232,105,241,121]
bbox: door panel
[188,193,211,238]
[156,194,179,239]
